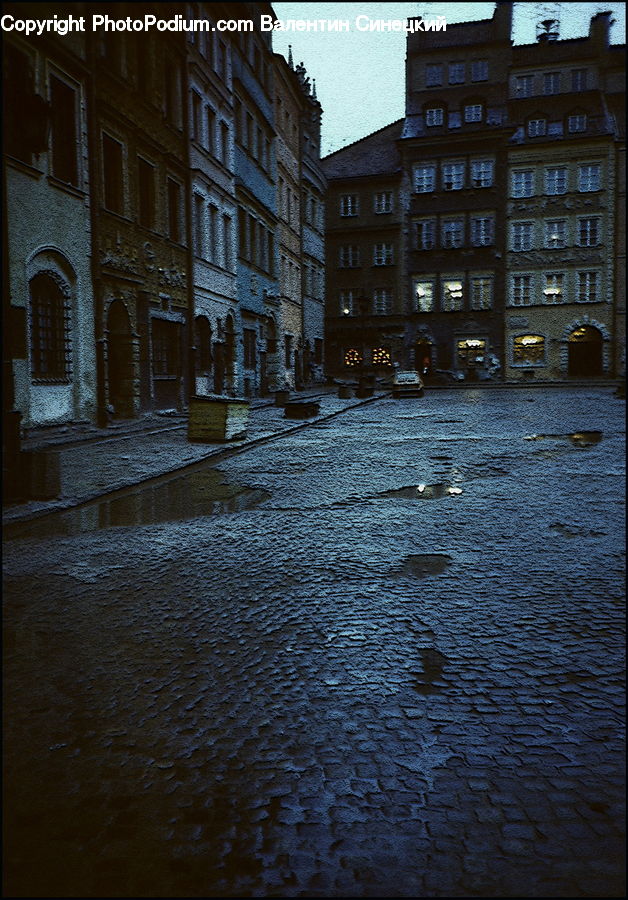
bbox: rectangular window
[470,276,493,310]
[471,159,493,187]
[413,279,434,312]
[340,194,359,216]
[471,60,488,82]
[442,162,464,191]
[448,62,465,84]
[442,219,464,249]
[207,204,218,261]
[414,220,435,250]
[414,164,436,193]
[50,75,79,186]
[373,243,394,266]
[514,74,534,97]
[30,273,71,381]
[512,170,534,198]
[464,104,483,123]
[248,214,257,266]
[191,90,202,142]
[442,277,464,311]
[543,272,564,304]
[102,133,124,214]
[448,111,461,129]
[577,271,599,302]
[543,72,561,94]
[193,194,204,256]
[426,108,444,127]
[513,334,545,365]
[577,217,601,247]
[220,121,229,166]
[339,290,355,315]
[164,60,181,127]
[238,206,248,259]
[578,164,601,192]
[572,68,588,91]
[425,63,442,86]
[512,275,532,306]
[528,118,546,137]
[512,222,533,251]
[545,167,567,195]
[137,157,155,229]
[373,289,392,315]
[568,114,587,132]
[284,334,293,368]
[374,191,393,214]
[152,319,180,376]
[223,215,232,270]
[339,246,360,268]
[167,178,181,241]
[206,107,215,154]
[471,216,494,246]
[243,328,256,369]
[544,219,566,248]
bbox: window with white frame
[442,219,464,249]
[442,161,464,191]
[413,278,434,312]
[414,219,435,250]
[577,216,601,246]
[426,108,444,127]
[414,164,436,193]
[513,334,545,365]
[471,159,493,187]
[511,275,532,306]
[373,243,394,265]
[464,104,483,123]
[544,219,566,248]
[542,272,564,304]
[470,275,493,310]
[374,191,393,214]
[340,194,359,216]
[471,60,488,82]
[442,277,464,311]
[471,216,494,246]
[568,114,587,132]
[373,288,393,315]
[512,222,533,252]
[448,62,465,84]
[545,167,567,195]
[578,163,601,191]
[511,170,534,197]
[571,68,588,91]
[339,290,356,315]
[514,74,534,97]
[577,271,599,302]
[543,72,561,94]
[425,63,442,86]
[527,118,546,137]
[339,245,360,267]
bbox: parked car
[392,370,424,398]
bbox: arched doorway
[107,300,134,418]
[568,325,603,376]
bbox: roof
[321,119,403,179]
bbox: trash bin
[188,395,250,442]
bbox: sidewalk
[3,387,386,525]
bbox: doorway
[568,326,603,376]
[107,300,135,418]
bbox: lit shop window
[372,347,392,366]
[513,334,545,365]
[457,338,486,367]
[344,348,362,367]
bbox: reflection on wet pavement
[380,483,463,499]
[525,430,603,447]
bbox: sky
[270,2,626,157]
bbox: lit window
[339,290,355,315]
[457,338,486,367]
[470,276,493,310]
[414,164,436,193]
[372,347,392,366]
[344,348,362,367]
[543,273,564,303]
[511,170,534,198]
[414,220,435,250]
[442,219,464,249]
[568,114,587,132]
[340,194,359,216]
[425,64,442,86]
[578,164,601,192]
[512,275,532,306]
[577,271,599,302]
[471,160,493,187]
[373,243,394,266]
[373,289,392,314]
[413,279,434,312]
[442,278,464,311]
[448,62,465,84]
[471,60,488,82]
[577,217,600,247]
[545,167,567,195]
[527,119,546,137]
[513,334,545,365]
[514,75,534,97]
[512,222,533,252]
[29,273,72,382]
[442,162,464,191]
[426,108,444,127]
[543,72,560,94]
[471,216,494,246]
[544,220,566,248]
[374,191,393,214]
[464,104,483,123]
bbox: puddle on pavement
[5,468,270,541]
[399,554,452,577]
[380,482,463,499]
[412,648,448,695]
[525,430,603,447]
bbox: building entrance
[568,326,603,376]
[107,300,135,418]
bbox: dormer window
[527,118,546,137]
[464,104,483,123]
[426,108,444,127]
[568,114,587,133]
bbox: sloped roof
[321,119,403,179]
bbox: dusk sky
[271,2,626,157]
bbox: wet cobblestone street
[3,388,625,897]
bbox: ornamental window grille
[344,348,362,367]
[372,346,392,366]
[29,272,72,382]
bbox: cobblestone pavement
[3,387,625,897]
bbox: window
[543,72,561,94]
[471,216,494,246]
[206,107,216,154]
[442,219,464,249]
[340,290,355,315]
[50,75,79,186]
[514,75,534,97]
[545,167,567,195]
[442,278,464,311]
[425,63,442,86]
[544,219,566,248]
[374,191,393,214]
[527,118,546,137]
[284,335,293,367]
[414,164,436,193]
[448,111,461,129]
[568,114,587,132]
[191,90,202,141]
[512,222,533,252]
[243,329,256,369]
[193,194,204,255]
[373,243,394,266]
[167,178,181,241]
[470,276,493,310]
[152,319,180,376]
[512,275,532,306]
[471,60,488,82]
[512,170,534,198]
[164,60,181,128]
[344,348,362,367]
[413,279,434,312]
[426,108,444,127]
[578,164,601,192]
[340,194,359,216]
[373,289,392,315]
[442,162,464,191]
[207,204,218,262]
[457,338,486,367]
[548,121,564,136]
[223,215,233,270]
[543,273,564,304]
[513,334,545,365]
[248,214,257,265]
[471,159,493,187]
[414,220,435,250]
[29,273,71,382]
[464,104,483,123]
[339,246,360,268]
[577,271,599,302]
[102,133,124,213]
[137,157,155,229]
[195,317,212,374]
[220,122,230,166]
[448,62,465,84]
[577,217,601,247]
[372,346,392,366]
[571,68,588,91]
